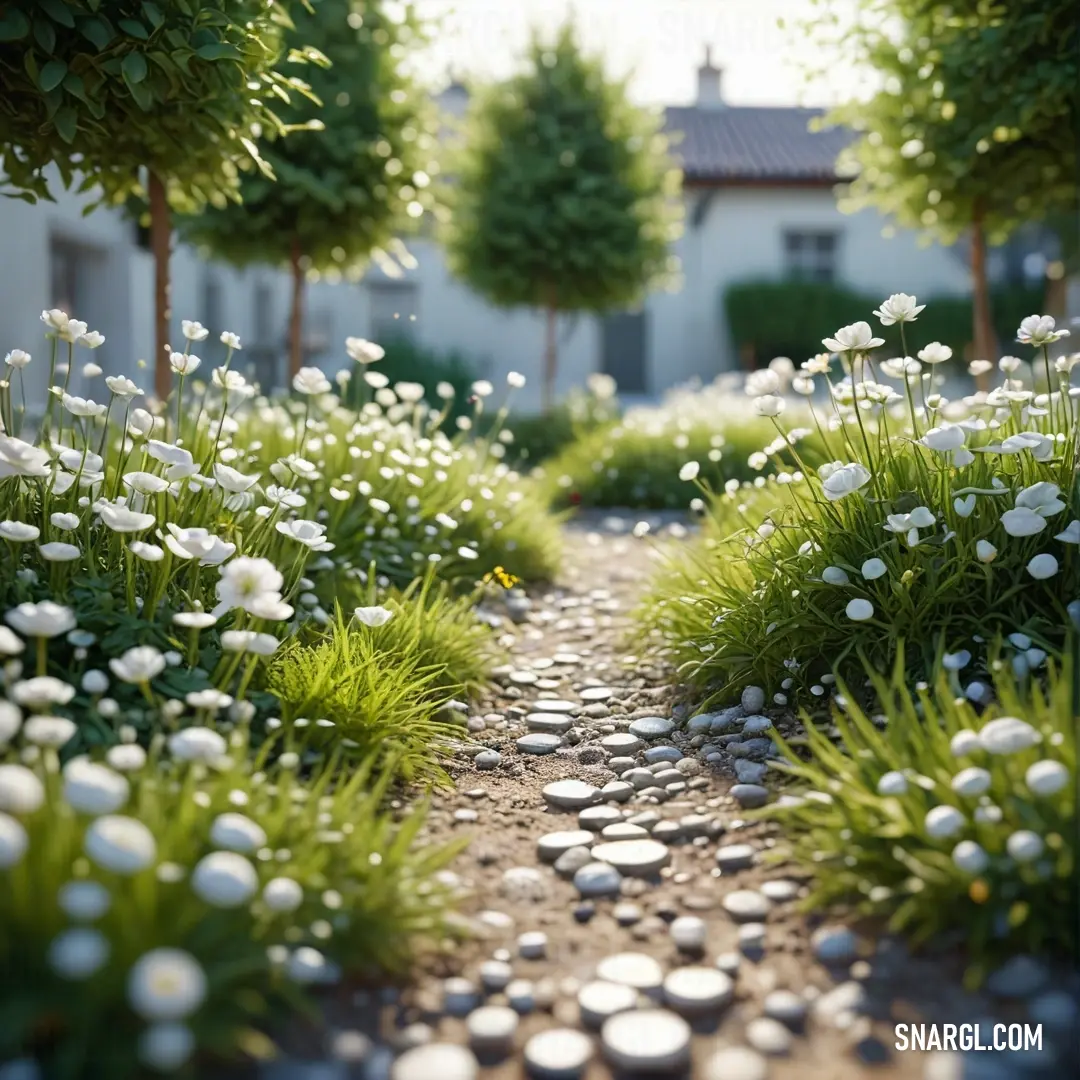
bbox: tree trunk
[970,209,995,392]
[543,304,558,414]
[148,171,172,402]
[288,237,305,381]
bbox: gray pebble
[746,1017,793,1056]
[741,686,766,712]
[628,717,675,740]
[542,779,602,810]
[517,733,563,756]
[723,890,771,922]
[573,861,622,897]
[716,843,757,872]
[601,1010,691,1072]
[392,1043,478,1080]
[763,990,807,1028]
[475,750,501,770]
[811,926,858,966]
[731,784,769,809]
[522,1028,592,1079]
[703,1046,768,1080]
[554,847,595,876]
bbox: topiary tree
[443,22,682,412]
[0,0,320,399]
[183,0,438,380]
[818,0,1078,365]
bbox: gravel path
[260,512,1073,1080]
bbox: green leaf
[37,0,76,28]
[78,15,113,50]
[63,71,89,103]
[141,1,164,29]
[33,16,56,53]
[39,59,68,92]
[121,52,148,84]
[125,73,154,111]
[117,18,149,40]
[195,43,242,63]
[54,106,78,144]
[0,9,30,41]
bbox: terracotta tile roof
[663,106,852,183]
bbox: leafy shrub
[763,654,1076,979]
[641,300,1080,699]
[724,279,1045,367]
[537,375,827,510]
[0,724,461,1076]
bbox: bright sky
[414,0,868,107]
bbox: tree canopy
[183,0,437,276]
[443,23,682,316]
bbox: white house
[0,54,1057,414]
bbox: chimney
[696,46,724,108]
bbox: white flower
[58,318,89,343]
[84,815,157,874]
[209,813,267,854]
[507,371,526,388]
[216,557,284,614]
[219,331,242,350]
[13,676,75,708]
[942,649,971,671]
[979,716,1040,755]
[109,646,166,684]
[873,293,925,326]
[821,462,871,502]
[128,409,155,438]
[395,381,425,403]
[1016,314,1070,347]
[79,330,105,349]
[220,630,280,655]
[191,851,258,908]
[169,351,202,376]
[48,928,110,980]
[0,812,28,868]
[275,519,333,551]
[1025,760,1068,796]
[471,379,494,398]
[678,461,700,482]
[186,689,233,712]
[263,876,304,912]
[1006,830,1044,863]
[1015,481,1065,518]
[128,949,208,1020]
[791,375,815,395]
[23,716,77,747]
[58,880,112,921]
[822,322,885,352]
[0,434,51,479]
[975,539,997,563]
[860,558,886,580]
[345,337,384,364]
[1026,553,1058,580]
[951,841,988,875]
[173,610,217,630]
[105,375,143,399]
[213,464,260,495]
[845,598,874,621]
[820,566,849,585]
[63,760,130,816]
[753,395,785,418]
[62,393,107,419]
[1000,508,1046,538]
[5,600,76,638]
[41,308,70,333]
[168,727,228,763]
[0,764,46,814]
[123,471,170,497]
[953,495,976,518]
[5,349,31,368]
[107,744,147,771]
[130,540,165,562]
[1054,520,1080,544]
[139,1022,195,1071]
[285,946,334,984]
[996,431,1053,460]
[884,506,935,546]
[0,628,25,658]
[182,320,210,342]
[212,368,251,398]
[145,440,191,467]
[924,804,965,839]
[745,369,781,397]
[50,512,79,531]
[876,771,907,796]
[950,767,991,797]
[0,520,39,542]
[353,606,394,627]
[802,353,831,375]
[920,425,965,452]
[165,525,235,565]
[293,366,332,395]
[917,342,953,365]
[98,502,155,534]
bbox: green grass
[761,651,1076,982]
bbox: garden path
[265,512,1061,1080]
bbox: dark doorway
[601,310,647,394]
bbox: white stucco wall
[1,169,976,415]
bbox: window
[202,272,223,336]
[50,239,81,313]
[253,280,275,346]
[783,230,838,283]
[367,281,418,343]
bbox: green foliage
[820,0,1079,244]
[0,0,313,212]
[504,378,621,466]
[443,22,682,314]
[537,387,825,510]
[724,280,1045,365]
[266,611,461,785]
[763,655,1076,978]
[183,0,437,276]
[0,726,462,1075]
